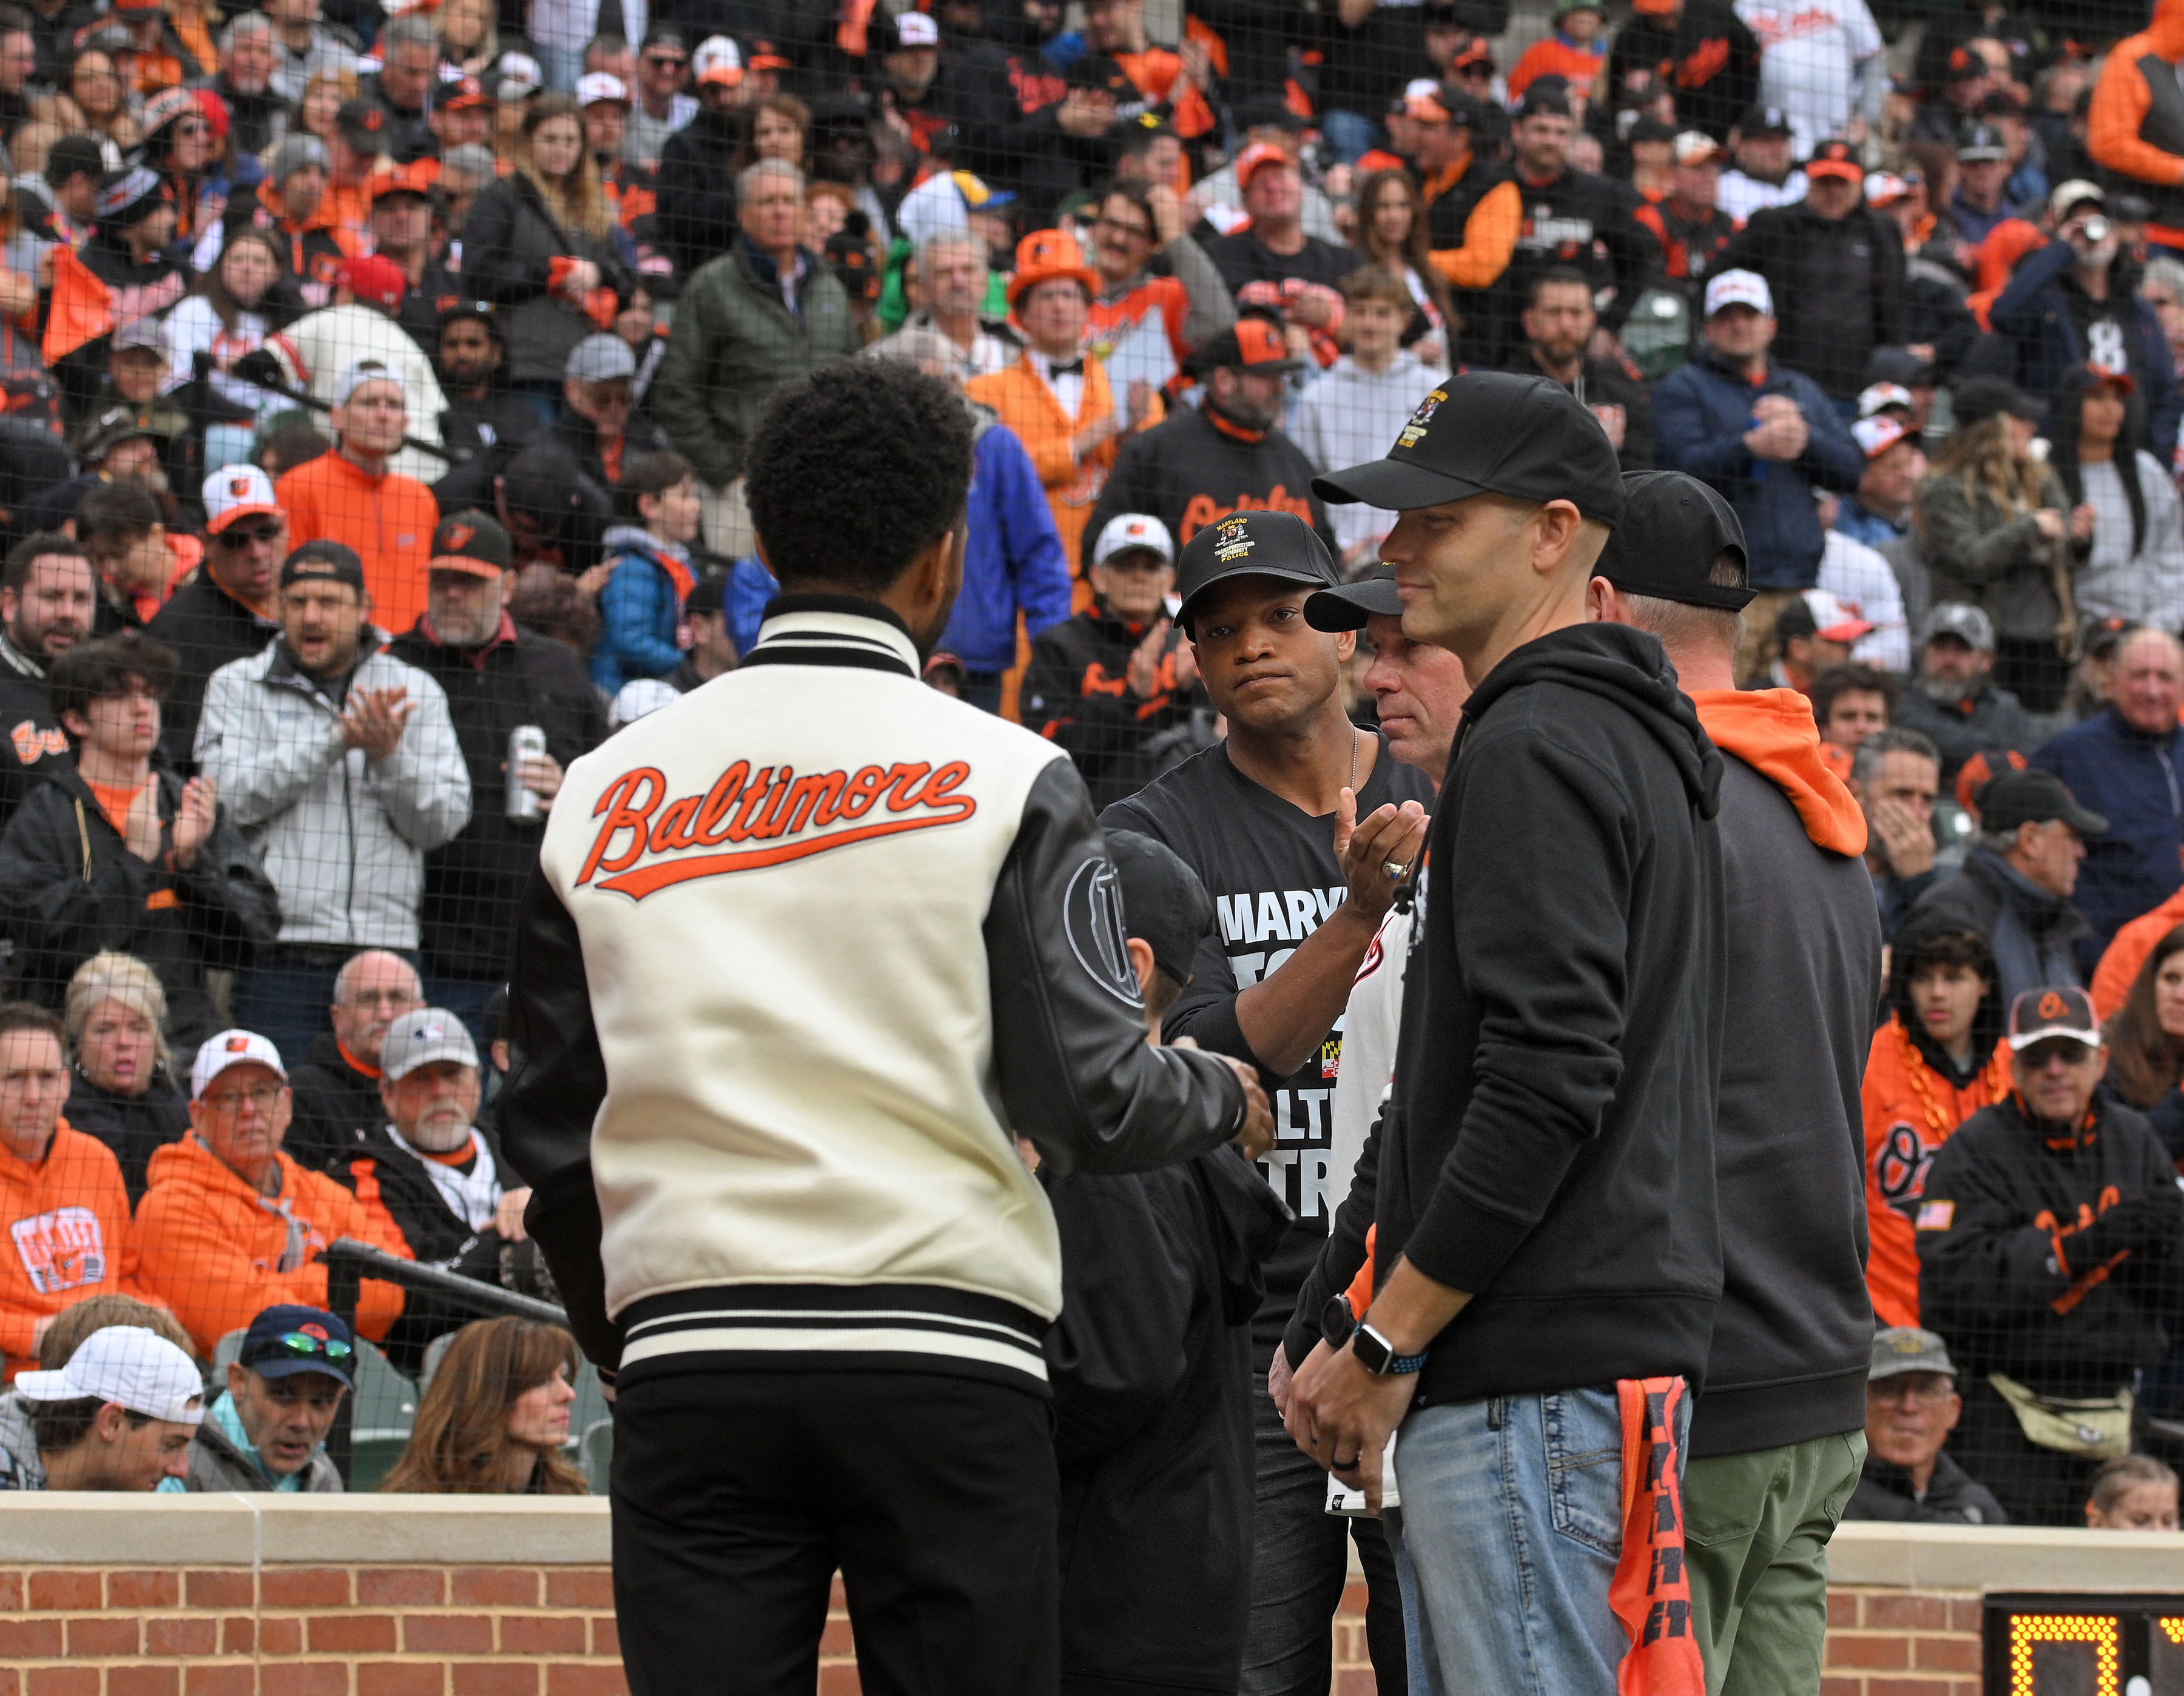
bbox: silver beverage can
[507,725,548,822]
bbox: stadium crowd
[0,0,2176,1685]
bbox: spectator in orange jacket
[134,1029,409,1358]
[2088,0,2184,254]
[1861,921,2009,1329]
[967,229,1158,592]
[2093,884,2184,1018]
[0,1003,146,1378]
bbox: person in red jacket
[1862,921,2010,1329]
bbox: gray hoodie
[0,1390,44,1489]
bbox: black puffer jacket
[63,1068,189,1205]
[654,104,741,281]
[0,767,280,1048]
[460,174,632,384]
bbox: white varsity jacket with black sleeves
[500,596,1249,1395]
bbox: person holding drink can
[389,513,608,1036]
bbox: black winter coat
[460,175,632,384]
[1045,1148,1289,1695]
[64,1068,189,1205]
[0,661,70,835]
[0,768,280,1047]
[653,104,741,281]
[1021,605,1207,813]
[1724,201,1908,401]
[288,1029,386,1177]
[1081,405,1335,575]
[145,576,279,775]
[1919,1095,2184,1391]
[1845,1450,2010,1525]
[386,620,605,982]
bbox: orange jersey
[1088,275,1191,368]
[134,1134,411,1357]
[1861,1015,2010,1327]
[1508,36,1606,101]
[276,451,438,635]
[0,1122,143,1376]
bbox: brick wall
[0,1564,870,1696]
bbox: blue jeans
[1321,108,1382,166]
[1391,1386,1687,1696]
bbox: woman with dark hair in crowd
[380,1317,588,1495]
[461,92,632,420]
[163,226,284,467]
[136,86,217,240]
[60,951,189,1205]
[2104,922,2184,1160]
[60,48,140,153]
[2044,362,2184,636]
[732,92,809,172]
[1347,166,1455,368]
[1861,920,2009,1329]
[1914,379,2094,712]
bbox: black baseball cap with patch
[1104,829,1213,988]
[1593,471,1754,610]
[1304,559,1402,632]
[1312,369,1625,526]
[280,539,367,592]
[1173,510,1339,634]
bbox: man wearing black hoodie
[1043,830,1291,1696]
[1290,372,1725,1693]
[1591,471,1880,1695]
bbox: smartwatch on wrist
[1321,1293,1355,1350]
[1350,1321,1429,1377]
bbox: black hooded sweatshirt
[1372,622,1727,1405]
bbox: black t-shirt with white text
[1102,735,1435,1359]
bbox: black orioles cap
[1304,559,1402,632]
[280,540,366,592]
[1173,510,1339,636]
[1592,471,1754,611]
[1311,370,1625,527]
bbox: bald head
[2115,628,2184,736]
[329,951,423,1068]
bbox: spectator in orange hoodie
[2088,0,2184,255]
[134,1028,409,1358]
[2093,884,2184,1018]
[0,1003,146,1378]
[1860,921,2009,1329]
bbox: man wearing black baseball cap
[1918,984,2183,1524]
[1591,469,1881,1692]
[1042,829,1290,1696]
[1100,506,1432,1695]
[1081,316,1336,576]
[389,511,604,1028]
[1910,768,2106,1006]
[181,1304,354,1492]
[1288,371,1730,1694]
[666,573,736,693]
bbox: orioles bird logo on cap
[2039,991,2070,1021]
[229,476,252,498]
[300,1322,328,1341]
[226,1036,250,1052]
[443,523,474,551]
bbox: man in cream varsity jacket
[501,358,1271,1696]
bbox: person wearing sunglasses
[146,466,286,773]
[623,22,694,173]
[1917,985,2184,1525]
[168,1304,352,1493]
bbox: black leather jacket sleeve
[499,863,622,1373]
[986,758,1248,1174]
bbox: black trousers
[612,1368,1061,1696]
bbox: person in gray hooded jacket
[173,1304,352,1494]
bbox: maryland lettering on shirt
[12,1205,106,1294]
[578,758,979,898]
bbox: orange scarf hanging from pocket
[1609,1376,1707,1696]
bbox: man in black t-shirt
[1100,509,1431,1696]
[1200,144,1361,301]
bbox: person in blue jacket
[1990,187,2182,471]
[592,451,704,695]
[871,329,1073,715]
[1654,268,1866,679]
[2032,627,2184,972]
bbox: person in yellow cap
[967,228,1159,595]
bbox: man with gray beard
[387,511,604,1026]
[1890,603,2036,787]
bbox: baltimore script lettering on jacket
[576,758,980,898]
